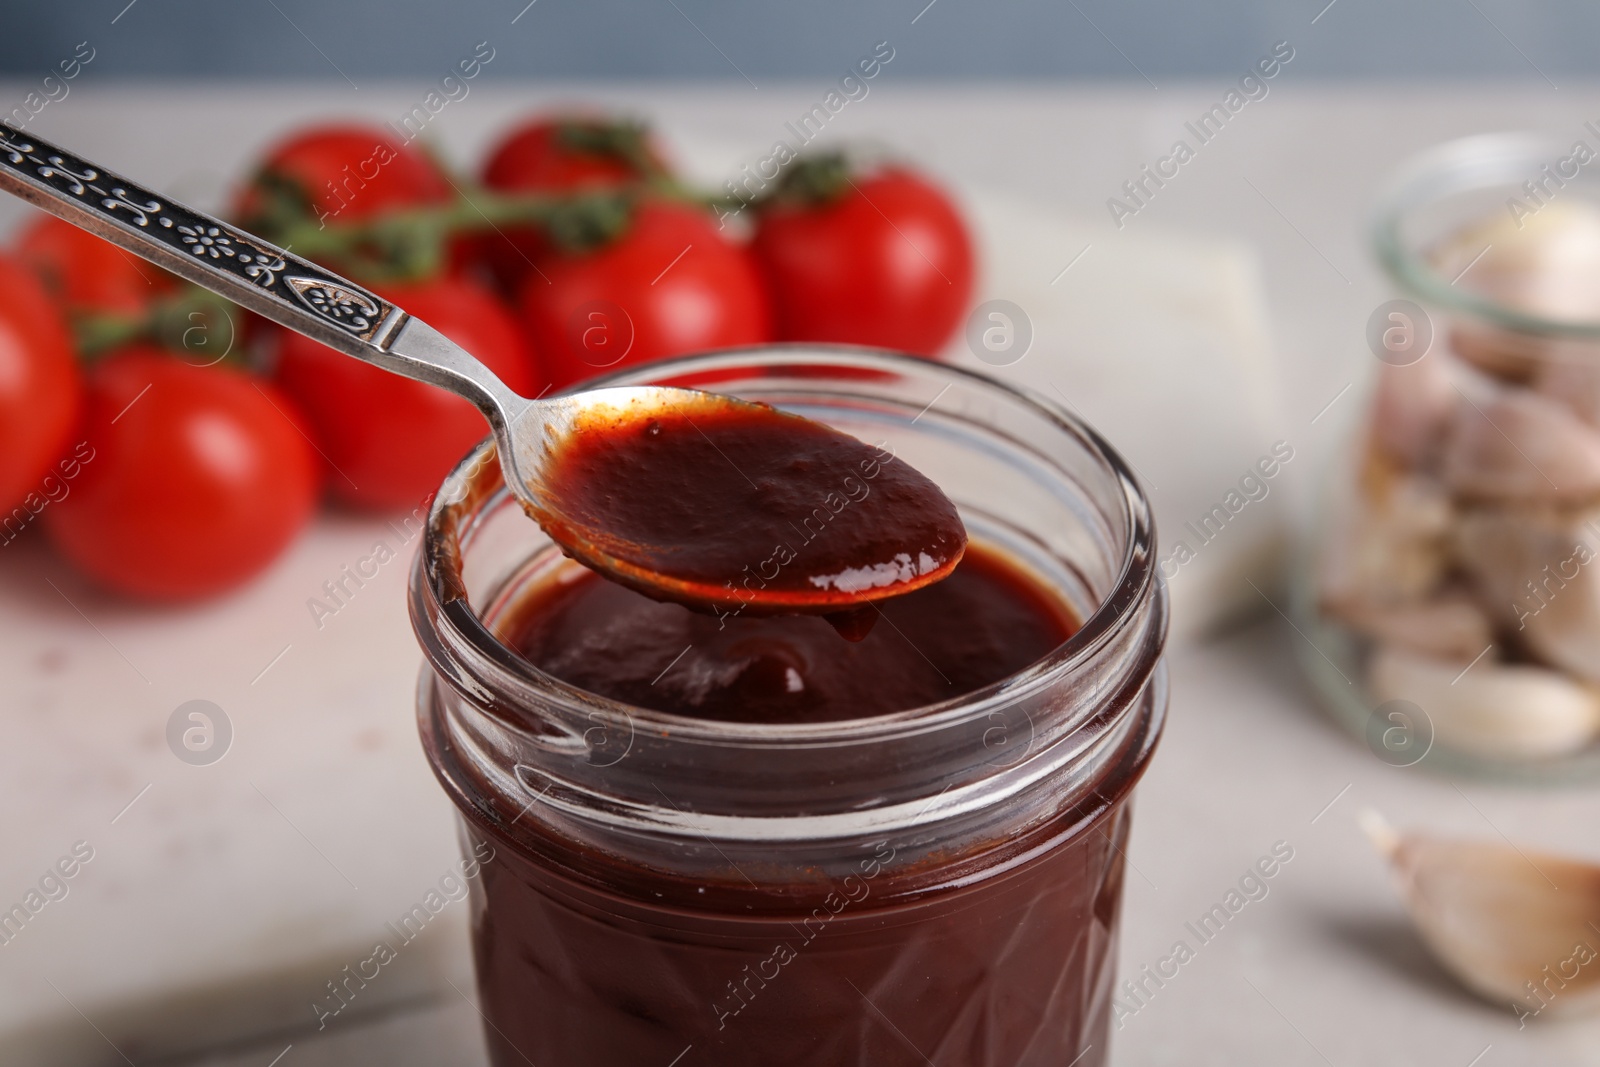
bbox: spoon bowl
[504,384,964,616]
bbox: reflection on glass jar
[1301,134,1600,780]
[411,348,1168,1066]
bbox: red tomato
[44,347,319,600]
[484,115,661,193]
[274,276,538,511]
[752,167,975,356]
[17,214,175,318]
[477,115,666,290]
[0,254,80,519]
[234,123,452,227]
[517,200,772,391]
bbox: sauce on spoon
[532,393,966,626]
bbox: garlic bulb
[1362,810,1600,1022]
[1367,644,1600,758]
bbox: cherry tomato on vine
[485,115,664,194]
[234,123,452,229]
[44,346,319,601]
[274,276,539,511]
[476,115,667,290]
[752,164,974,357]
[0,253,80,519]
[17,214,175,319]
[517,200,772,392]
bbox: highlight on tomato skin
[42,345,320,602]
[0,252,81,520]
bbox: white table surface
[6,80,1600,1067]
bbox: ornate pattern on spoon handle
[0,123,404,350]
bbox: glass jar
[411,347,1168,1066]
[1297,134,1600,781]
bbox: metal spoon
[0,125,965,614]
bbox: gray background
[0,0,1593,81]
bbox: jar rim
[415,345,1162,747]
[1373,131,1600,339]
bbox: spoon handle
[0,123,524,417]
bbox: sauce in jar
[442,544,1135,1066]
[414,350,1168,1067]
[462,766,1137,1067]
[500,543,1074,724]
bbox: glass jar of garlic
[1299,133,1600,781]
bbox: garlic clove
[1320,455,1454,610]
[1330,589,1494,662]
[1442,389,1600,504]
[1536,354,1600,429]
[1429,200,1600,382]
[1432,199,1600,325]
[1524,582,1600,687]
[1368,644,1600,759]
[1454,505,1589,623]
[1447,324,1548,385]
[1361,810,1600,1019]
[1369,356,1456,472]
[1454,506,1600,683]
